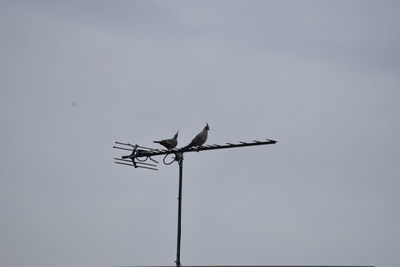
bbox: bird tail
[153,141,160,144]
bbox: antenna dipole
[113,138,277,266]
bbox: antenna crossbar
[114,139,277,160]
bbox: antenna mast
[114,138,277,266]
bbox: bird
[184,123,210,149]
[153,131,179,150]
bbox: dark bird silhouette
[153,131,179,150]
[184,123,210,149]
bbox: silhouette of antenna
[114,138,277,266]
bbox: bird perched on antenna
[153,131,179,150]
[184,123,209,149]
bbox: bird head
[204,123,210,131]
[173,130,179,139]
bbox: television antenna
[113,138,277,267]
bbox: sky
[0,1,399,267]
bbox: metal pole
[175,152,184,267]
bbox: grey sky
[1,1,399,267]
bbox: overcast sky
[1,1,399,267]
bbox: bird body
[153,131,179,150]
[184,123,210,149]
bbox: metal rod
[148,157,159,164]
[114,161,158,171]
[114,161,134,166]
[128,139,277,159]
[135,162,158,167]
[113,158,132,162]
[136,166,159,171]
[113,146,135,151]
[115,142,162,151]
[175,153,184,267]
[115,141,132,146]
[114,157,157,167]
